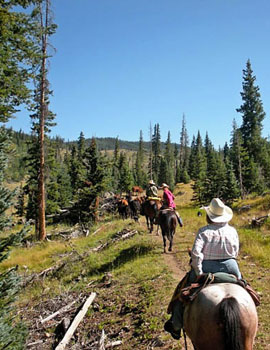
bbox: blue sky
[7,0,270,148]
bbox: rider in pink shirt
[161,183,183,226]
[162,186,176,209]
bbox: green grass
[238,228,270,268]
[1,185,270,349]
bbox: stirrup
[164,320,181,340]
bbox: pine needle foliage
[0,128,28,349]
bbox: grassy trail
[1,185,270,349]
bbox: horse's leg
[168,235,173,251]
[156,224,159,236]
[168,228,175,252]
[150,218,154,233]
[162,233,166,253]
[146,216,150,231]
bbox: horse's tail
[219,297,244,350]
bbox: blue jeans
[202,259,241,279]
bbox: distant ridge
[68,137,179,152]
[9,128,179,152]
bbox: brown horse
[183,283,258,350]
[141,199,162,233]
[158,209,177,253]
[132,185,144,195]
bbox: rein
[183,329,188,350]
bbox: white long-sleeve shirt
[191,223,239,276]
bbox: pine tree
[230,119,248,198]
[188,136,197,179]
[0,2,50,345]
[76,138,107,223]
[112,138,120,191]
[193,132,206,181]
[162,131,175,189]
[68,145,81,194]
[78,131,86,159]
[158,157,168,186]
[45,143,72,216]
[148,122,153,180]
[237,60,265,162]
[14,184,25,219]
[223,158,240,204]
[191,132,207,205]
[118,152,133,194]
[28,0,57,240]
[134,131,147,187]
[0,1,39,121]
[152,123,161,183]
[179,114,189,167]
[0,128,28,349]
[174,143,178,182]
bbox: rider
[146,179,158,198]
[164,198,241,339]
[145,180,159,220]
[161,183,183,227]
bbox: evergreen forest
[1,1,270,349]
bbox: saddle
[167,271,260,314]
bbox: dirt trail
[151,229,194,350]
[151,228,186,281]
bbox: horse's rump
[184,283,258,350]
[159,209,177,252]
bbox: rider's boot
[175,211,183,227]
[164,300,183,339]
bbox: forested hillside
[1,1,270,349]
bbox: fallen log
[105,340,122,348]
[27,340,44,347]
[92,229,138,252]
[40,297,80,324]
[251,214,269,227]
[55,292,96,350]
[23,262,66,287]
[99,329,106,350]
[237,205,251,213]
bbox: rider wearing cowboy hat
[145,180,159,221]
[146,179,158,198]
[164,198,241,340]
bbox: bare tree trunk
[149,122,153,180]
[236,133,245,199]
[38,0,49,241]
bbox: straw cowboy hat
[148,179,155,185]
[203,198,233,223]
[161,183,169,188]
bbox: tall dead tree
[38,0,48,240]
[34,0,56,240]
[148,122,153,180]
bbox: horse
[117,198,130,220]
[141,199,162,233]
[128,197,141,222]
[158,209,177,253]
[132,185,144,195]
[183,283,258,350]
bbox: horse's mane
[219,297,244,350]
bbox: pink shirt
[163,189,176,209]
